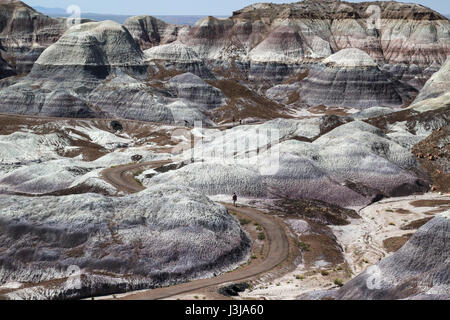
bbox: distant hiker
[232,116,236,123]
[232,193,238,207]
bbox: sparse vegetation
[321,270,329,276]
[401,217,433,230]
[334,278,344,287]
[257,233,266,241]
[270,197,359,226]
[298,241,310,252]
[239,218,252,225]
[383,235,412,253]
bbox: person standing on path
[232,193,238,207]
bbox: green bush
[334,278,344,287]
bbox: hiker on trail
[232,193,238,207]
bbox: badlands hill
[299,48,417,108]
[0,54,14,79]
[0,185,250,299]
[409,56,450,112]
[123,15,188,50]
[299,212,450,300]
[0,0,449,122]
[0,1,68,75]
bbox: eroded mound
[299,48,417,108]
[410,56,450,112]
[300,212,450,300]
[167,73,226,109]
[124,15,185,50]
[0,185,251,300]
[0,1,68,74]
[34,21,145,69]
[322,48,377,68]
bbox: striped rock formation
[299,48,417,108]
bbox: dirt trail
[100,161,291,300]
[101,160,171,193]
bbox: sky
[23,0,450,16]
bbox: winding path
[100,161,290,300]
[101,160,171,193]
